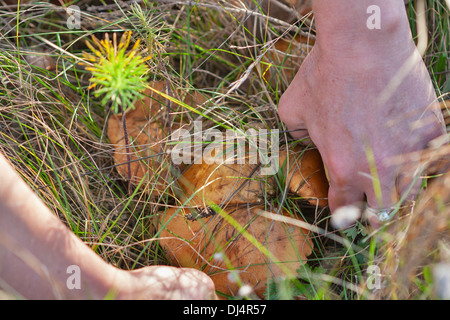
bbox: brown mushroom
[278,146,329,207]
[176,154,271,208]
[176,146,328,209]
[159,204,314,298]
[161,146,327,298]
[107,81,206,196]
[106,81,329,299]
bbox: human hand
[119,266,217,300]
[278,14,446,227]
[0,151,216,300]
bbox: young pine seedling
[82,31,150,190]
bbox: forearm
[0,153,124,299]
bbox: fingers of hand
[133,266,216,300]
[328,158,419,229]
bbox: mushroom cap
[176,156,271,208]
[159,205,314,298]
[177,146,328,208]
[278,146,329,207]
[107,81,206,196]
[106,81,330,298]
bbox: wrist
[313,0,414,57]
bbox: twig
[119,104,132,193]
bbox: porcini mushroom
[159,204,314,298]
[107,81,205,196]
[107,81,329,299]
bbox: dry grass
[0,0,449,299]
